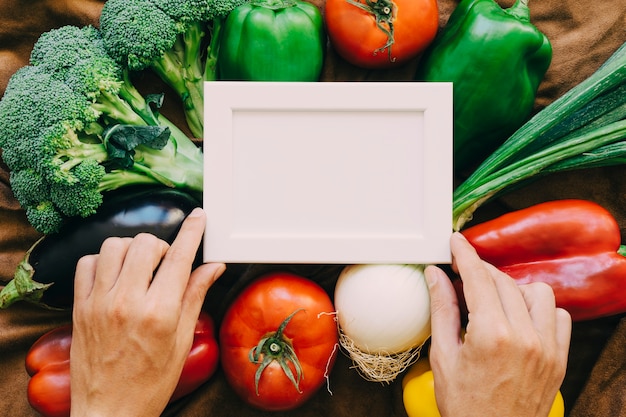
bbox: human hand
[425,232,571,417]
[69,208,225,417]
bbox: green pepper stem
[252,0,297,9]
[507,0,531,22]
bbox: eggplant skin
[30,187,201,309]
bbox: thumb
[425,265,462,363]
[180,262,226,326]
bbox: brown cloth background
[1,0,625,416]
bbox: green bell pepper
[415,0,552,172]
[217,0,325,81]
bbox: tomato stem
[345,0,397,61]
[248,309,305,395]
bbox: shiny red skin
[219,272,338,411]
[170,311,220,401]
[324,0,438,69]
[25,312,219,417]
[461,199,626,321]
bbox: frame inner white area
[231,109,424,238]
[203,82,452,264]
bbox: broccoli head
[100,0,250,139]
[100,1,180,72]
[0,66,105,232]
[0,27,204,234]
[30,25,164,128]
[29,25,106,77]
[0,66,99,171]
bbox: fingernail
[424,265,438,288]
[213,263,226,280]
[188,207,204,218]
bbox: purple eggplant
[0,187,202,309]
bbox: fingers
[178,262,226,333]
[69,206,224,417]
[116,234,170,294]
[425,265,462,363]
[149,208,207,304]
[554,308,572,367]
[519,282,572,365]
[448,233,571,350]
[453,233,543,334]
[74,207,217,313]
[90,237,134,296]
[485,262,536,332]
[74,254,98,303]
[428,232,572,417]
[518,282,557,336]
[450,233,506,321]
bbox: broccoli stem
[117,69,163,126]
[180,78,204,138]
[98,114,204,196]
[97,168,166,191]
[151,49,204,138]
[56,143,110,172]
[93,89,149,126]
[181,22,207,138]
[204,18,226,82]
[157,114,203,161]
[97,139,204,199]
[130,139,204,194]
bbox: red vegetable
[170,311,220,402]
[26,326,71,417]
[219,272,338,411]
[25,311,219,417]
[324,0,438,69]
[461,199,626,321]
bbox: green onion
[453,41,626,231]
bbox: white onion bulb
[334,264,431,355]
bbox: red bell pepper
[461,199,626,322]
[25,311,220,417]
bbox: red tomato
[324,0,439,69]
[219,272,339,411]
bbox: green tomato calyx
[249,309,305,395]
[345,0,397,61]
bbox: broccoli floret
[0,66,99,172]
[30,25,106,77]
[30,25,162,128]
[99,0,249,139]
[48,158,106,218]
[9,169,51,208]
[0,26,204,234]
[25,202,66,235]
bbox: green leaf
[103,124,171,169]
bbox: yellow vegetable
[403,369,439,417]
[549,390,565,417]
[402,357,565,417]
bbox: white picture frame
[203,81,452,264]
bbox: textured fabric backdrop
[1,0,625,416]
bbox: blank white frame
[203,81,452,264]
